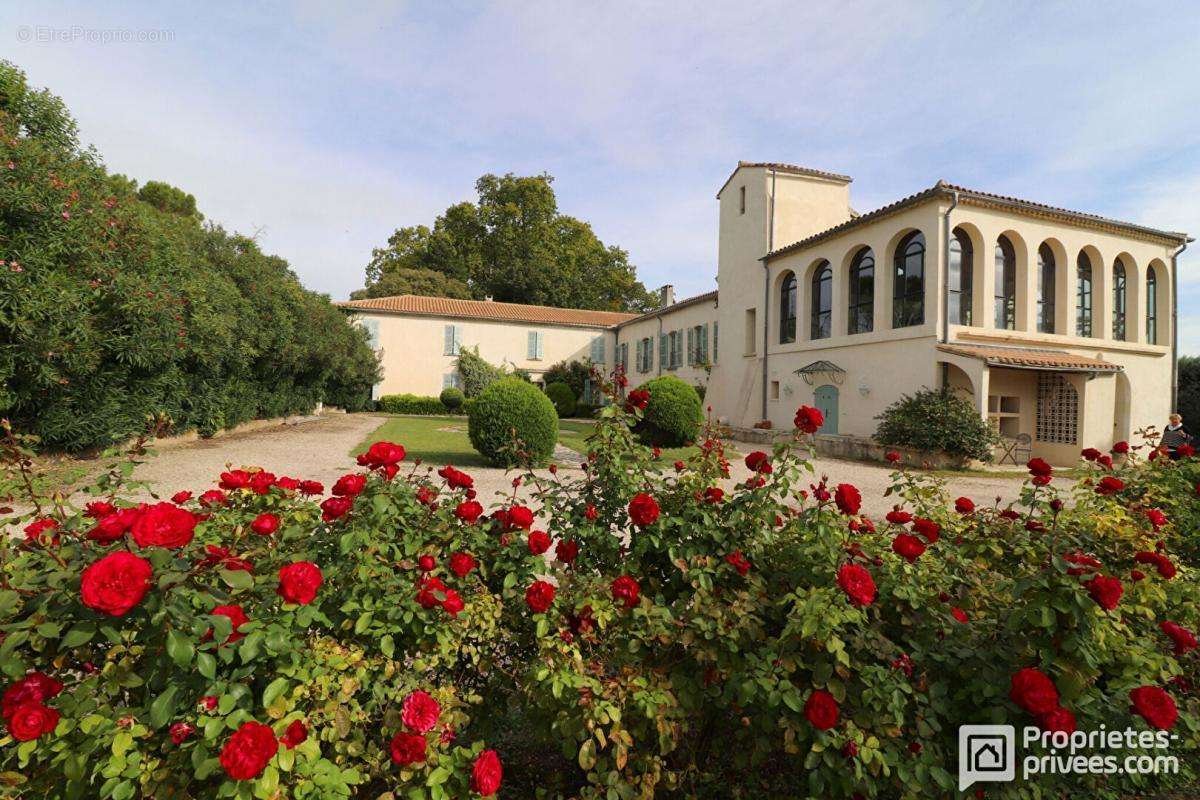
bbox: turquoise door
[814,385,838,434]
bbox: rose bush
[1,375,1198,798]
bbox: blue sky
[4,1,1199,352]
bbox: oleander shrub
[874,387,1000,461]
[439,387,465,411]
[466,378,557,467]
[634,374,702,447]
[377,394,450,416]
[1,384,1199,799]
[0,61,379,451]
[543,381,576,418]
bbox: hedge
[0,61,379,451]
[378,394,463,416]
[467,378,558,466]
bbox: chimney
[658,284,675,308]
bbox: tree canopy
[356,173,657,312]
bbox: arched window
[994,236,1016,330]
[1076,252,1093,337]
[1037,244,1056,333]
[948,230,973,325]
[1146,267,1158,344]
[810,262,832,340]
[847,248,874,334]
[892,232,925,328]
[1112,258,1127,341]
[779,272,797,344]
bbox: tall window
[1112,258,1127,341]
[892,232,925,328]
[1146,267,1158,344]
[1075,252,1093,337]
[810,262,832,340]
[948,230,973,325]
[779,272,797,343]
[1037,244,1056,333]
[994,236,1016,330]
[848,248,874,334]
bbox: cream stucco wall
[616,296,720,394]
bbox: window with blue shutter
[700,323,709,364]
[713,322,719,363]
[659,333,667,368]
[686,327,694,365]
[442,372,461,389]
[589,336,606,364]
[526,331,544,360]
[444,324,463,355]
[361,318,380,350]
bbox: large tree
[358,173,657,312]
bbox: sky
[3,1,1199,352]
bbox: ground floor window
[1035,373,1077,444]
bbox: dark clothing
[1162,424,1192,459]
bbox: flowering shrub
[1,378,1198,798]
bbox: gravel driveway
[120,413,1025,517]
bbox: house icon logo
[959,725,1016,791]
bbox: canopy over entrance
[936,343,1122,374]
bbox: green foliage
[542,359,590,400]
[358,174,657,312]
[1177,356,1199,428]
[467,378,558,466]
[136,180,202,220]
[874,387,999,460]
[0,61,379,450]
[454,347,505,398]
[635,375,702,446]
[378,394,458,416]
[543,381,576,418]
[439,387,465,411]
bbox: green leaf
[578,739,596,771]
[380,634,395,658]
[61,625,95,648]
[149,685,180,729]
[166,629,194,668]
[219,568,255,591]
[262,678,289,708]
[197,652,217,680]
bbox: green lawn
[356,415,733,467]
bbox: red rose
[725,550,751,576]
[208,604,248,644]
[1080,447,1102,461]
[624,389,650,412]
[275,476,299,491]
[171,490,192,504]
[250,513,279,536]
[277,562,323,605]
[628,493,660,526]
[804,689,839,730]
[528,530,551,555]
[1039,706,1077,732]
[85,501,116,519]
[362,441,406,469]
[332,473,367,497]
[418,555,436,572]
[525,580,556,613]
[885,450,901,463]
[199,489,228,507]
[837,564,876,607]
[471,749,503,796]
[1146,509,1168,529]
[455,500,483,524]
[1,673,63,719]
[885,509,912,525]
[585,504,598,521]
[449,552,477,577]
[950,607,969,624]
[1179,444,1196,458]
[744,451,772,474]
[6,703,60,741]
[834,484,861,516]
[1112,440,1130,454]
[1095,476,1125,496]
[1085,574,1122,610]
[389,731,427,765]
[1027,458,1053,478]
[438,465,474,489]
[320,496,353,522]
[1131,569,1146,581]
[1010,668,1059,715]
[170,721,195,744]
[24,518,59,544]
[506,505,534,530]
[912,518,940,543]
[794,405,824,434]
[130,502,197,548]
[249,471,276,495]
[954,497,975,514]
[298,480,324,495]
[401,690,441,733]
[219,721,279,780]
[611,575,640,608]
[1063,551,1102,576]
[1160,621,1198,656]
[81,551,152,616]
[442,589,464,616]
[219,470,252,490]
[703,487,724,504]
[891,533,926,563]
[555,539,579,564]
[281,720,307,749]
[1129,686,1178,730]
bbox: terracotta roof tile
[615,290,719,327]
[717,161,852,197]
[937,343,1123,373]
[336,295,640,328]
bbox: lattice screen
[1036,373,1078,444]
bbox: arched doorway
[814,385,839,435]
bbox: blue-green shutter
[713,322,719,363]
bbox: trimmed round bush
[636,375,702,447]
[468,378,558,466]
[439,386,465,411]
[543,381,576,417]
[874,387,999,461]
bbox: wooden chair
[997,433,1033,465]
